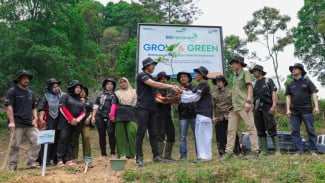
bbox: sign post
[37,130,55,176]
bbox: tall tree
[293,0,325,84]
[98,26,128,80]
[78,1,105,44]
[139,0,202,24]
[243,7,293,91]
[104,1,154,38]
[0,0,101,96]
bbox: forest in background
[0,0,324,99]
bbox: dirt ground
[0,129,136,183]
[3,157,125,183]
[0,126,197,183]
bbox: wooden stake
[2,131,15,171]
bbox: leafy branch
[157,43,180,76]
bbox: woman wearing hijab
[38,78,64,165]
[56,80,85,167]
[110,77,137,158]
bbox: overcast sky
[97,0,325,98]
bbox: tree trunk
[272,58,282,91]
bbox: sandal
[65,160,76,166]
[57,161,65,167]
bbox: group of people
[4,55,320,171]
[5,71,138,171]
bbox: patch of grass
[142,172,155,182]
[312,163,325,180]
[176,169,188,182]
[121,155,325,182]
[0,171,15,182]
[64,166,76,174]
[123,171,141,182]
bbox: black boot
[158,142,165,157]
[153,156,167,163]
[164,142,176,160]
[136,156,146,167]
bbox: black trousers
[57,125,81,162]
[96,115,116,156]
[135,108,159,158]
[38,117,60,164]
[215,120,241,155]
[254,106,277,137]
[157,110,175,143]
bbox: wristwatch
[246,100,252,104]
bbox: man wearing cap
[286,63,319,156]
[211,75,241,156]
[176,71,196,160]
[181,66,213,162]
[135,57,182,166]
[154,71,176,160]
[5,70,41,171]
[250,65,281,156]
[221,55,259,160]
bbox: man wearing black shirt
[181,66,213,162]
[5,70,41,171]
[250,65,281,156]
[285,63,319,156]
[135,57,182,166]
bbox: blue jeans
[290,113,318,153]
[179,118,196,159]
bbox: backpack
[265,77,270,93]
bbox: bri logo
[208,29,219,34]
[143,27,154,31]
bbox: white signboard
[37,130,55,144]
[137,24,225,77]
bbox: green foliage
[104,1,154,38]
[0,0,101,96]
[78,1,105,44]
[243,6,293,91]
[139,0,202,24]
[293,0,325,84]
[277,90,286,103]
[116,39,137,79]
[157,43,180,76]
[223,35,249,87]
[318,99,325,111]
[0,0,202,98]
[275,113,290,131]
[0,112,8,132]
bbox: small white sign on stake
[37,130,55,144]
[37,130,55,176]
